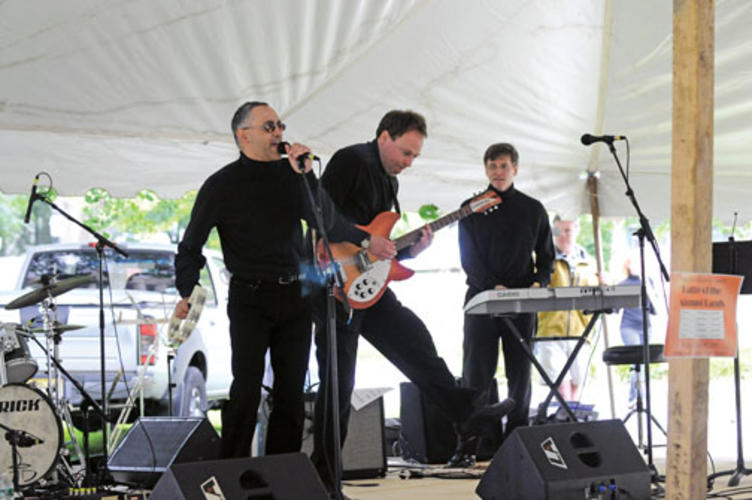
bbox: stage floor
[341,458,752,499]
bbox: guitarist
[310,110,515,498]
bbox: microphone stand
[606,140,670,480]
[27,333,108,486]
[31,192,127,482]
[296,163,351,500]
[0,421,25,494]
[708,236,751,487]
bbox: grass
[62,410,223,460]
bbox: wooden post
[666,0,714,498]
[586,173,616,419]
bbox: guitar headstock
[469,190,502,214]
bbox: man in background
[536,215,600,402]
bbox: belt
[233,274,300,286]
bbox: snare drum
[0,323,38,383]
[0,383,62,487]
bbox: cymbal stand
[27,326,106,488]
[38,296,83,485]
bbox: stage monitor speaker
[107,417,220,487]
[151,452,329,500]
[399,380,502,464]
[298,391,387,479]
[476,419,650,500]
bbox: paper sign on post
[664,272,743,358]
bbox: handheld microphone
[580,134,626,146]
[277,142,320,168]
[23,174,40,224]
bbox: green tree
[0,191,55,255]
[81,189,220,248]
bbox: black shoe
[445,451,476,468]
[457,397,516,440]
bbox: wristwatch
[361,237,371,250]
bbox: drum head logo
[200,476,225,500]
[540,436,567,469]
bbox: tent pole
[586,173,616,420]
[666,0,714,497]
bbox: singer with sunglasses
[174,101,394,459]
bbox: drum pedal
[66,486,98,497]
[62,487,140,499]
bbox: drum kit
[0,274,95,493]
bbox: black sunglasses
[242,120,286,133]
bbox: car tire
[174,366,208,417]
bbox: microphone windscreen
[580,134,595,146]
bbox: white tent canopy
[1,0,750,222]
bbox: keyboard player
[452,142,555,468]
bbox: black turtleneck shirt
[320,140,396,225]
[320,140,414,261]
[175,153,368,297]
[459,183,554,296]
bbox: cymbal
[4,274,96,310]
[29,323,85,334]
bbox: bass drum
[0,384,62,487]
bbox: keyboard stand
[496,312,601,424]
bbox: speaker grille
[289,392,387,479]
[108,417,220,487]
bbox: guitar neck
[393,205,473,251]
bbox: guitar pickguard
[346,259,391,305]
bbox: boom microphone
[14,430,44,447]
[23,174,40,224]
[580,134,626,146]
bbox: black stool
[602,344,667,450]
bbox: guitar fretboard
[393,204,474,252]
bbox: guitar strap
[386,175,401,215]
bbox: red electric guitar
[318,189,501,309]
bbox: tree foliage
[0,191,55,255]
[81,188,219,249]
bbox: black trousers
[311,287,477,491]
[462,309,535,434]
[220,278,312,458]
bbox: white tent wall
[1,0,751,223]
